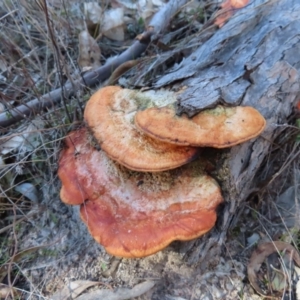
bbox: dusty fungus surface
[135,104,266,147]
[58,127,223,258]
[84,86,199,172]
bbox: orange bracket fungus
[135,104,266,148]
[84,86,199,172]
[58,127,223,258]
[58,86,266,258]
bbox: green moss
[101,262,108,272]
[203,106,236,117]
[132,90,176,111]
[132,93,155,111]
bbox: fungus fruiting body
[84,86,199,172]
[58,128,223,258]
[135,104,266,148]
[58,86,266,258]
[59,141,88,205]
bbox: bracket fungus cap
[135,105,266,148]
[58,128,223,258]
[58,135,88,205]
[84,86,199,172]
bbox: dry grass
[225,126,300,299]
[0,1,91,298]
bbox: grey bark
[130,0,300,263]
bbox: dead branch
[0,0,189,129]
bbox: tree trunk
[129,0,300,264]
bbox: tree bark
[128,0,300,264]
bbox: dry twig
[0,0,189,129]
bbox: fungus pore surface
[58,128,223,258]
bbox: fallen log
[126,0,300,264]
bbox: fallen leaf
[0,135,25,155]
[246,232,260,247]
[0,284,21,299]
[84,2,102,37]
[76,280,156,300]
[84,2,102,25]
[102,8,125,41]
[15,182,39,203]
[247,241,300,298]
[137,0,155,21]
[0,121,43,155]
[84,3,125,41]
[51,280,108,300]
[78,30,101,72]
